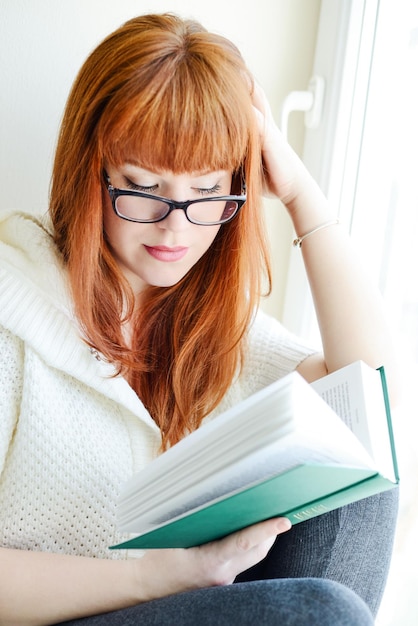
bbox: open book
[111,361,399,550]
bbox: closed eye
[124,178,158,193]
[196,183,222,196]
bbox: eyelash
[197,184,222,196]
[125,179,158,193]
[124,179,223,196]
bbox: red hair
[50,14,271,448]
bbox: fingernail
[276,518,292,533]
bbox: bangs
[99,45,253,175]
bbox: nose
[157,206,191,232]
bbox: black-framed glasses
[107,183,246,226]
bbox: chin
[143,271,190,289]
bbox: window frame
[281,0,379,341]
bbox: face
[103,163,233,295]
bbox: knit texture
[0,210,316,559]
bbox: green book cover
[111,466,397,550]
[110,362,399,551]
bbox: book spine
[378,366,400,482]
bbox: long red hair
[50,13,272,448]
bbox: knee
[236,578,374,625]
[300,578,374,626]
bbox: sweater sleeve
[241,308,319,394]
[206,309,320,420]
[0,325,24,477]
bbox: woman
[0,13,398,625]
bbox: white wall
[0,0,320,317]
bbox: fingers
[213,517,291,565]
[207,517,292,585]
[234,517,291,553]
[251,81,272,143]
[250,80,309,202]
[251,80,272,118]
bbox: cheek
[103,205,136,249]
[200,225,222,252]
[102,203,117,239]
[103,212,132,258]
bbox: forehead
[120,161,230,177]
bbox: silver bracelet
[293,219,340,248]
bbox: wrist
[293,219,340,248]
[132,549,200,602]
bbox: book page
[311,361,396,480]
[149,436,372,527]
[313,374,372,449]
[312,363,373,451]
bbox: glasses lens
[115,195,169,222]
[187,200,239,224]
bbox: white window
[282,2,418,623]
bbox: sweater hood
[0,210,159,431]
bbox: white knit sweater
[0,210,315,559]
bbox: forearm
[0,548,139,626]
[0,518,288,626]
[287,177,400,401]
[257,101,399,398]
[299,217,393,370]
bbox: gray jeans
[59,489,398,625]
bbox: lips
[144,245,188,262]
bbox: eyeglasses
[107,183,246,226]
